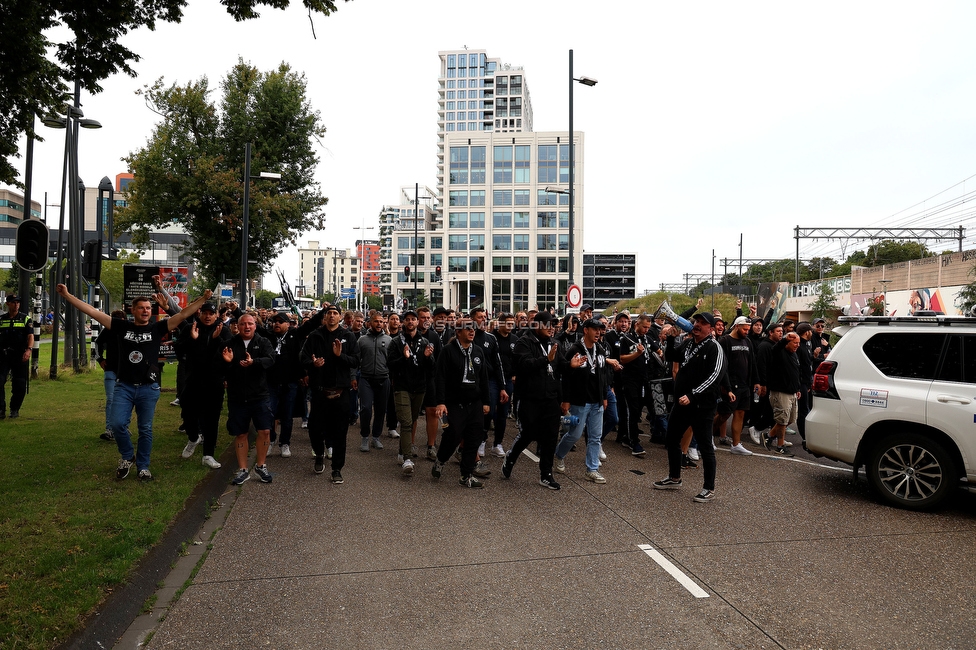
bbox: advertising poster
[756,282,789,323]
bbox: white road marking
[638,544,709,598]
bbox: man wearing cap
[301,304,361,483]
[0,295,33,418]
[714,315,760,455]
[654,311,726,503]
[178,302,231,469]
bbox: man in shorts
[763,332,801,455]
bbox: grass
[0,345,226,649]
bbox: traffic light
[15,219,49,273]
[404,265,410,279]
[435,265,442,279]
[82,239,102,282]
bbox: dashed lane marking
[638,543,710,598]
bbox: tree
[117,60,327,288]
[810,280,839,321]
[253,289,277,309]
[0,0,349,187]
[833,240,933,276]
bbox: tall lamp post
[567,49,597,290]
[239,142,281,307]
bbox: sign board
[340,288,356,299]
[567,284,583,309]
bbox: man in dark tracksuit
[432,317,490,488]
[264,310,323,457]
[301,304,361,484]
[654,312,726,503]
[502,312,563,489]
[179,303,231,469]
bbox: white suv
[806,315,976,510]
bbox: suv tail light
[812,360,839,399]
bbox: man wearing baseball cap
[714,315,760,455]
[0,295,33,418]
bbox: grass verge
[0,345,225,649]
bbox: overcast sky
[10,0,976,291]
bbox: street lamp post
[567,49,597,292]
[239,142,281,307]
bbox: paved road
[139,425,976,650]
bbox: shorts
[718,386,751,415]
[769,391,797,427]
[226,399,274,435]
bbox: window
[514,257,529,273]
[513,278,529,311]
[559,234,569,251]
[469,212,485,228]
[514,145,531,183]
[514,190,531,205]
[538,190,570,206]
[493,212,512,228]
[470,234,485,251]
[559,211,569,228]
[448,256,467,272]
[510,96,522,117]
[560,143,572,183]
[514,234,529,251]
[470,147,486,184]
[449,235,468,250]
[538,144,558,184]
[497,76,508,96]
[397,236,411,249]
[469,256,485,272]
[496,97,508,118]
[514,212,530,228]
[537,279,557,312]
[493,146,513,183]
[449,190,468,207]
[493,279,512,313]
[493,189,512,206]
[510,75,522,95]
[863,334,946,379]
[537,257,556,272]
[449,212,468,228]
[493,234,512,250]
[430,253,442,267]
[559,257,568,273]
[450,147,468,184]
[470,190,486,206]
[537,212,557,228]
[493,256,512,272]
[429,236,442,249]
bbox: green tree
[253,289,277,309]
[117,60,327,287]
[833,240,933,276]
[810,280,839,321]
[955,265,976,315]
[0,0,349,187]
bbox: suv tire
[866,432,957,511]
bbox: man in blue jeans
[554,319,609,484]
[56,283,212,481]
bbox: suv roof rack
[836,315,976,326]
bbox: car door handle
[937,394,972,404]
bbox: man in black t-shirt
[57,283,212,481]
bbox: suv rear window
[862,332,946,380]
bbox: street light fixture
[567,49,597,298]
[239,143,281,307]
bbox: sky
[9,0,976,293]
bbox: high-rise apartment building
[355,239,381,296]
[298,241,358,299]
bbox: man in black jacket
[502,312,563,489]
[763,332,801,454]
[179,303,231,469]
[301,305,361,483]
[264,310,323,458]
[654,312,726,503]
[387,310,435,475]
[432,317,490,488]
[221,313,275,485]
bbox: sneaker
[280,444,291,458]
[326,447,333,459]
[783,440,794,447]
[473,460,492,478]
[138,469,153,481]
[539,475,561,490]
[431,461,443,479]
[181,435,203,459]
[426,446,438,461]
[360,437,370,452]
[773,445,792,456]
[477,441,486,457]
[202,455,222,469]
[584,470,607,484]
[631,442,646,457]
[411,444,419,458]
[254,464,273,483]
[747,426,761,445]
[231,468,250,485]
[314,456,325,474]
[491,444,506,457]
[459,475,484,489]
[170,398,180,406]
[501,455,514,479]
[401,458,415,475]
[762,433,774,451]
[653,477,682,490]
[688,447,700,461]
[388,429,400,438]
[372,437,384,450]
[598,446,607,461]
[331,470,344,484]
[100,430,115,441]
[554,457,566,474]
[717,436,732,446]
[301,420,308,429]
[116,457,134,480]
[9,410,20,419]
[681,454,698,469]
[693,489,716,503]
[730,443,753,456]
